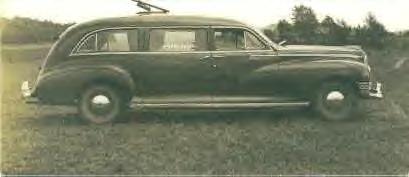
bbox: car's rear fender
[35,65,135,105]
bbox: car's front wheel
[312,82,358,121]
[78,85,126,124]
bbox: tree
[336,20,352,44]
[267,6,389,47]
[261,24,279,42]
[276,19,294,43]
[291,5,319,44]
[1,17,72,44]
[362,13,389,47]
[319,16,351,45]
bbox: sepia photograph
[1,0,408,175]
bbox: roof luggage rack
[132,0,169,14]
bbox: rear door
[209,27,281,96]
[131,27,217,96]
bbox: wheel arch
[78,74,135,102]
[319,74,360,93]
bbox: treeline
[1,17,73,44]
[262,5,397,48]
[1,8,409,47]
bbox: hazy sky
[1,0,408,31]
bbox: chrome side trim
[131,102,310,109]
[278,53,362,59]
[133,95,300,104]
[311,59,366,67]
[211,49,273,54]
[70,51,213,56]
[69,50,275,57]
[251,54,277,57]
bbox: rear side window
[77,34,96,53]
[75,29,139,54]
[98,31,131,52]
[149,29,207,52]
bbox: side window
[75,29,139,54]
[149,29,207,52]
[77,34,96,53]
[245,31,267,50]
[213,28,267,51]
[214,29,244,51]
[97,30,138,52]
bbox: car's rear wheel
[312,82,358,121]
[78,85,125,124]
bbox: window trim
[95,33,98,51]
[70,25,274,56]
[210,26,272,52]
[98,30,134,52]
[70,27,142,56]
[75,33,97,53]
[147,27,209,52]
[244,31,268,50]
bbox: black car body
[22,15,383,123]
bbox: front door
[210,27,281,96]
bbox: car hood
[278,45,366,58]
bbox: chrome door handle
[212,55,225,59]
[199,56,212,60]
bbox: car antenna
[131,0,169,14]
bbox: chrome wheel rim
[324,91,346,111]
[88,94,113,116]
[326,91,345,101]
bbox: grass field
[1,43,409,175]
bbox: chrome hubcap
[325,91,345,110]
[89,94,112,116]
[92,95,111,105]
[326,91,345,101]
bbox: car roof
[72,15,248,31]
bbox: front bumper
[358,81,383,99]
[21,81,39,104]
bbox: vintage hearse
[21,14,383,123]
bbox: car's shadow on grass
[27,107,329,127]
[138,108,318,123]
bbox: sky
[1,0,409,32]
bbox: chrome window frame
[210,26,273,52]
[75,33,97,54]
[147,27,209,52]
[244,31,268,50]
[70,27,142,56]
[70,25,275,57]
[94,33,98,51]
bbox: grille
[358,82,370,90]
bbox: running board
[131,102,310,109]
